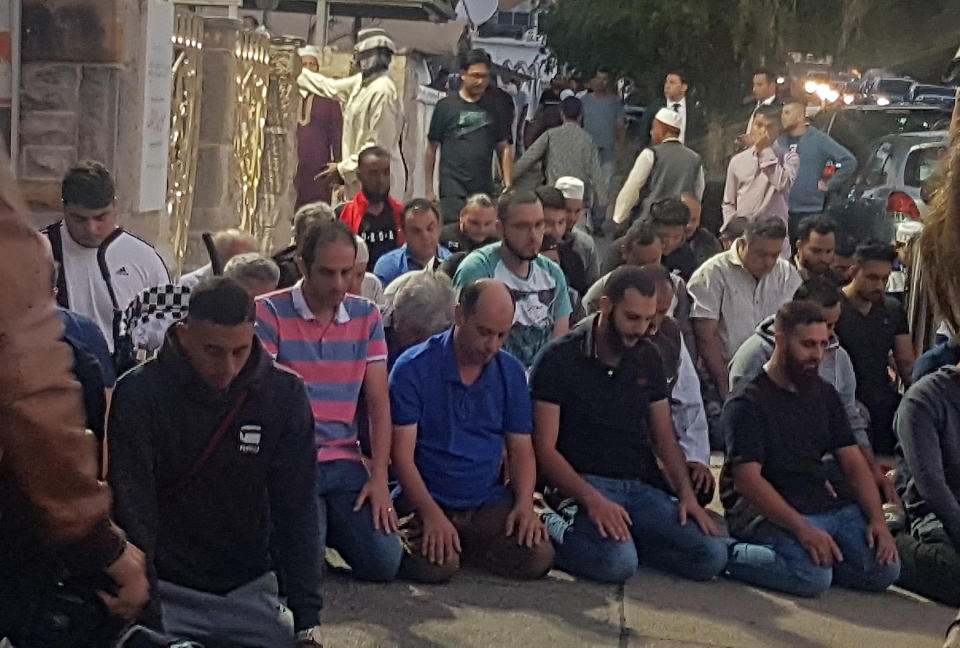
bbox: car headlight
[876,96,891,106]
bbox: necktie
[672,102,681,112]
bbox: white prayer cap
[355,235,370,265]
[559,89,575,100]
[896,220,923,244]
[298,45,321,60]
[555,176,585,200]
[355,28,396,54]
[654,107,683,131]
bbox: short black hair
[298,218,357,268]
[755,104,783,130]
[603,265,657,303]
[720,216,750,240]
[775,300,827,337]
[835,234,858,257]
[754,67,777,84]
[358,146,390,166]
[745,216,787,241]
[188,277,255,325]
[666,71,687,85]
[459,278,515,316]
[497,189,540,223]
[648,197,690,228]
[440,251,468,278]
[640,263,674,289]
[797,215,838,243]
[623,220,662,247]
[854,240,897,265]
[534,185,566,211]
[560,96,582,119]
[793,275,842,308]
[402,198,440,226]
[62,160,115,209]
[459,48,492,72]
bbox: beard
[784,350,821,393]
[363,188,389,203]
[503,234,538,262]
[603,309,640,355]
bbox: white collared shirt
[666,96,687,143]
[291,279,350,324]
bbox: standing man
[427,49,513,224]
[835,242,916,455]
[555,176,600,284]
[295,45,343,208]
[373,199,451,286]
[297,28,405,203]
[688,217,801,400]
[389,280,554,582]
[723,105,799,234]
[532,266,727,584]
[581,69,626,232]
[453,190,572,368]
[721,301,900,597]
[109,279,323,645]
[338,146,405,270]
[794,216,837,281]
[746,68,779,134]
[638,71,704,150]
[613,109,705,229]
[512,97,605,202]
[779,100,857,240]
[256,219,403,585]
[43,161,169,353]
[441,193,498,254]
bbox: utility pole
[314,0,328,47]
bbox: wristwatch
[296,626,324,646]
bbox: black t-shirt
[440,222,496,254]
[530,317,668,482]
[720,371,858,529]
[479,86,516,145]
[359,206,400,270]
[663,243,699,282]
[558,239,589,297]
[835,295,909,391]
[428,94,504,197]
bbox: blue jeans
[317,460,402,582]
[546,475,729,583]
[727,503,901,597]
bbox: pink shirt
[722,144,800,225]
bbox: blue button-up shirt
[372,243,452,287]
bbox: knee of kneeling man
[517,542,556,580]
[688,539,730,581]
[595,542,640,583]
[793,564,833,597]
[863,560,902,592]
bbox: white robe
[298,69,405,202]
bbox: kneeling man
[722,300,900,597]
[531,266,727,584]
[389,278,554,582]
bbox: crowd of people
[6,42,960,648]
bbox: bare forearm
[425,144,438,192]
[392,456,443,518]
[735,472,808,534]
[697,327,729,396]
[500,146,514,186]
[507,439,537,502]
[653,434,696,501]
[366,399,393,480]
[839,449,885,524]
[538,448,598,504]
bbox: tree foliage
[542,0,959,115]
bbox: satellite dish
[455,0,498,26]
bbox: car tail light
[887,192,921,221]
[822,164,838,180]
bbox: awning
[242,0,457,21]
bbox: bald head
[454,279,516,366]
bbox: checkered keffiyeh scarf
[119,284,191,355]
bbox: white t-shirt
[58,222,169,351]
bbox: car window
[876,80,912,97]
[858,142,893,186]
[825,109,950,163]
[904,146,946,188]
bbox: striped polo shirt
[255,280,388,462]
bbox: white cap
[654,107,683,131]
[355,235,370,265]
[559,89,575,100]
[555,176,585,200]
[298,45,321,60]
[355,28,396,54]
[896,220,923,244]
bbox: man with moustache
[453,190,572,368]
[835,241,916,455]
[532,266,727,584]
[721,301,900,597]
[794,216,838,281]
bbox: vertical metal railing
[233,29,270,236]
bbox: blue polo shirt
[389,329,532,509]
[373,244,452,287]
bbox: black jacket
[637,98,705,151]
[108,329,320,631]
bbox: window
[904,146,946,188]
[858,142,893,187]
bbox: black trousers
[895,533,960,607]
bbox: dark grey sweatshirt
[895,366,960,546]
